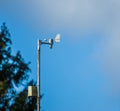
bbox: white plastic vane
[55,34,61,42]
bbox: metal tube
[37,40,41,111]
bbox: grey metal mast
[36,34,60,111]
[37,40,41,111]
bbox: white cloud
[0,0,112,33]
[94,0,120,94]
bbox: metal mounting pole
[36,35,60,111]
[37,40,41,111]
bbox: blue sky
[1,0,120,111]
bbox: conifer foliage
[0,23,36,111]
